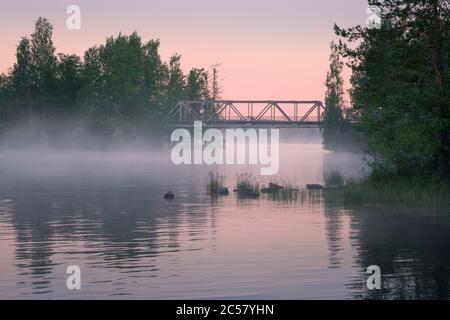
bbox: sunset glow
[0,0,366,99]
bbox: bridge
[164,100,326,128]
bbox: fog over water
[0,129,449,299]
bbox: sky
[0,0,368,100]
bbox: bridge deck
[166,121,322,128]
[164,100,326,128]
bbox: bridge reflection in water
[165,100,325,128]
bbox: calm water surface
[0,130,449,299]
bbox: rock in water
[163,191,175,199]
[247,191,261,198]
[261,187,271,194]
[269,183,283,191]
[307,184,323,190]
[261,183,284,194]
[218,187,230,195]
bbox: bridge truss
[164,100,326,128]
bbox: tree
[30,17,57,116]
[142,39,169,118]
[56,54,82,112]
[323,42,345,148]
[79,46,102,108]
[166,54,186,108]
[11,37,33,119]
[186,68,209,100]
[0,16,214,144]
[0,74,13,130]
[335,0,450,181]
[81,32,146,134]
[0,74,9,93]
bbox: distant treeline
[325,0,450,182]
[0,17,221,146]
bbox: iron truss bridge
[164,100,326,128]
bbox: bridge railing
[164,100,325,127]
[205,116,322,122]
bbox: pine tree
[336,0,450,180]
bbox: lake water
[0,129,449,299]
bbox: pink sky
[0,0,368,100]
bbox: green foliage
[56,54,82,110]
[166,54,186,109]
[323,42,346,149]
[266,182,305,202]
[0,74,13,130]
[0,17,219,145]
[206,172,225,195]
[235,173,259,195]
[12,38,32,97]
[324,170,345,188]
[186,68,209,100]
[30,17,58,114]
[324,179,450,208]
[335,0,450,181]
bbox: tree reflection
[346,205,450,299]
[0,169,214,296]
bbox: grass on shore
[269,186,308,202]
[263,181,305,202]
[207,170,450,207]
[324,178,450,207]
[236,173,259,195]
[324,170,345,188]
[206,172,225,195]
